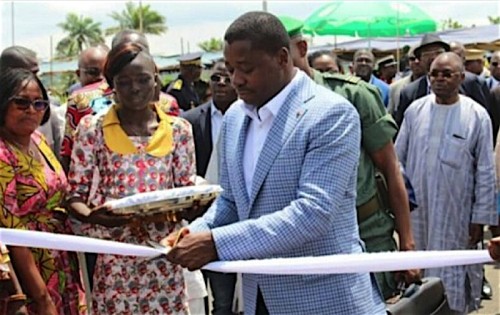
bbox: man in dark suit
[395,35,491,127]
[182,59,238,315]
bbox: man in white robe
[395,52,497,314]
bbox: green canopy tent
[305,1,436,37]
[304,1,437,69]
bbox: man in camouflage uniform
[281,16,420,299]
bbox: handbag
[386,277,452,315]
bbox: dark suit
[165,75,203,112]
[181,102,237,315]
[182,102,213,177]
[489,86,500,144]
[395,72,491,127]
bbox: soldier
[282,16,420,300]
[164,52,208,111]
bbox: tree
[198,38,223,52]
[106,2,167,35]
[488,16,500,24]
[440,18,463,31]
[56,13,104,59]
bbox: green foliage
[198,38,223,52]
[488,16,500,25]
[56,13,104,59]
[440,18,463,31]
[106,2,167,35]
[40,72,78,104]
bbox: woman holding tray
[0,68,85,314]
[67,42,196,314]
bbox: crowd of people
[1,9,500,315]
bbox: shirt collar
[210,101,224,118]
[240,68,301,122]
[102,104,174,157]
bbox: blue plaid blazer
[191,73,385,315]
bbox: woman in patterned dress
[0,68,85,314]
[67,42,195,314]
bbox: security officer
[164,52,209,111]
[280,16,420,299]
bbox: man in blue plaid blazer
[166,11,386,315]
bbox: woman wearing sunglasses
[0,68,85,314]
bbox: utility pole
[49,36,53,87]
[139,0,143,33]
[11,1,15,45]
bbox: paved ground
[472,229,500,315]
[475,261,500,315]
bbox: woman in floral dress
[0,68,85,314]
[67,42,195,314]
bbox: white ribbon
[0,228,167,257]
[0,228,493,274]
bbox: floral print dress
[0,131,86,315]
[68,104,195,315]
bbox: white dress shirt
[210,102,224,145]
[240,69,302,196]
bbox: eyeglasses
[210,74,231,84]
[9,96,50,112]
[81,67,102,76]
[429,70,462,79]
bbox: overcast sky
[1,0,499,60]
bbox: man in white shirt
[182,59,238,315]
[163,11,385,315]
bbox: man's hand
[165,231,218,271]
[469,224,484,247]
[395,269,421,287]
[488,237,500,261]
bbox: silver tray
[109,191,220,216]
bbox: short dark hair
[111,29,150,51]
[0,68,50,126]
[0,46,37,71]
[104,42,156,89]
[224,11,290,54]
[308,50,339,67]
[354,49,374,61]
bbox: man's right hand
[488,237,500,261]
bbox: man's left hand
[469,224,484,247]
[166,231,218,271]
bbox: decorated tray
[104,185,223,216]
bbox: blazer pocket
[439,135,471,169]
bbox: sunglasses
[210,74,231,84]
[429,70,461,79]
[81,67,102,76]
[9,96,50,112]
